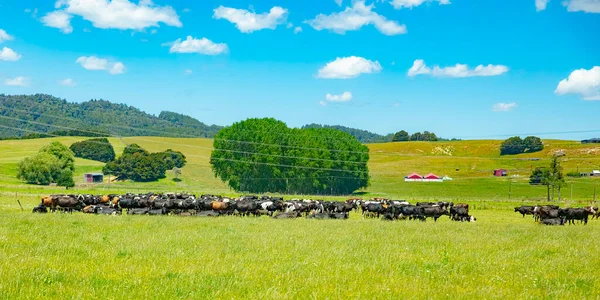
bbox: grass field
[0,210,599,299]
[2,137,600,298]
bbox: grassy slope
[1,137,599,204]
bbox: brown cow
[210,201,230,211]
[41,195,58,212]
[100,195,110,204]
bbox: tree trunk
[557,186,561,201]
[552,186,555,202]
[547,185,551,202]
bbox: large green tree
[69,138,116,163]
[103,144,170,182]
[210,118,370,195]
[392,130,410,142]
[501,136,544,155]
[17,153,63,185]
[39,141,75,171]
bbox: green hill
[302,123,393,143]
[1,137,599,203]
[0,94,223,139]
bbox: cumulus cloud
[294,26,302,34]
[536,0,550,11]
[0,47,21,61]
[317,56,382,79]
[492,102,518,112]
[166,36,228,55]
[305,1,406,36]
[0,29,13,43]
[41,11,73,33]
[4,76,28,87]
[213,6,288,33]
[43,0,181,33]
[390,0,451,9]
[555,66,600,100]
[407,59,509,78]
[59,78,77,87]
[335,0,343,6]
[76,56,125,75]
[563,0,600,13]
[326,92,353,102]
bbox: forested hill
[302,124,394,143]
[0,94,223,138]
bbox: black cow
[514,205,535,217]
[562,207,595,225]
[422,206,449,222]
[32,204,48,213]
[196,211,220,217]
[541,217,565,226]
[307,213,331,219]
[148,208,168,215]
[127,208,149,215]
[272,212,301,219]
[450,206,471,221]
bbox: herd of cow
[514,205,598,225]
[31,193,476,222]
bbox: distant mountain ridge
[0,94,223,138]
[302,123,394,143]
[0,94,397,144]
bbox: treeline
[0,129,110,141]
[302,124,393,143]
[212,118,370,195]
[70,138,116,163]
[392,130,458,142]
[103,144,186,182]
[500,136,544,155]
[0,94,222,139]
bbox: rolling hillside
[1,137,599,202]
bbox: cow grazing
[272,212,301,219]
[32,204,48,213]
[127,208,150,215]
[422,206,449,222]
[307,213,331,219]
[562,207,595,225]
[514,205,535,217]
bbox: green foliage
[501,136,544,155]
[103,144,172,182]
[56,170,75,189]
[566,171,582,178]
[212,118,370,195]
[0,94,222,139]
[16,153,63,185]
[392,130,410,142]
[529,167,550,185]
[152,149,186,169]
[69,138,116,163]
[302,123,393,143]
[410,131,438,141]
[39,141,75,171]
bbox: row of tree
[103,144,186,182]
[392,130,441,142]
[210,118,370,195]
[500,136,544,155]
[17,142,75,188]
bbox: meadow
[1,137,600,299]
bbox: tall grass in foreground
[1,209,599,299]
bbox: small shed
[84,173,104,183]
[493,169,508,177]
[592,170,600,177]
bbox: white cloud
[294,26,303,34]
[555,66,600,100]
[213,6,288,33]
[319,100,328,106]
[325,91,353,102]
[407,59,509,78]
[41,11,73,34]
[76,56,125,75]
[536,0,549,11]
[563,0,600,13]
[59,78,77,87]
[0,29,14,43]
[43,0,181,33]
[335,0,343,6]
[305,1,406,36]
[390,0,451,9]
[317,56,382,79]
[166,36,228,55]
[4,76,28,87]
[0,47,21,61]
[492,102,518,112]
[184,69,193,75]
[287,22,294,29]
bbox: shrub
[69,138,116,163]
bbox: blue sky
[0,0,599,140]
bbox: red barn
[406,172,423,179]
[424,173,441,180]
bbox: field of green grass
[2,137,600,298]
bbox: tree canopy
[69,138,116,163]
[103,144,186,182]
[392,130,409,142]
[17,141,75,188]
[211,118,370,195]
[501,136,544,155]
